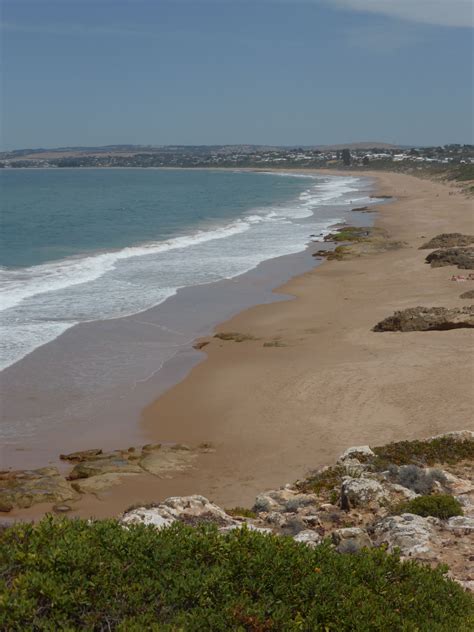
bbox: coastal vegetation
[1,518,472,631]
[393,494,464,520]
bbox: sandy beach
[4,170,474,520]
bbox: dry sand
[138,171,474,507]
[6,171,474,520]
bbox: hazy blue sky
[2,0,473,149]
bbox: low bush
[372,436,474,468]
[394,494,464,520]
[388,464,446,494]
[296,465,345,496]
[225,506,257,519]
[1,517,472,631]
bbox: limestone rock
[139,444,197,478]
[293,530,323,547]
[332,527,372,553]
[337,446,375,463]
[0,467,79,510]
[121,495,236,530]
[254,493,281,512]
[429,430,474,442]
[71,472,140,496]
[341,477,388,508]
[265,511,289,528]
[372,514,439,556]
[284,493,319,513]
[445,516,474,535]
[68,454,143,480]
[121,507,174,529]
[373,306,474,332]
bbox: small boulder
[284,494,318,513]
[52,504,73,513]
[254,493,283,513]
[332,527,372,553]
[338,446,375,463]
[293,530,323,547]
[372,513,439,556]
[445,516,474,535]
[341,477,388,509]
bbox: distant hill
[0,142,401,160]
[309,142,401,150]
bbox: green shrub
[225,506,257,519]
[394,494,464,520]
[296,465,345,496]
[1,517,472,631]
[372,436,474,469]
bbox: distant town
[1,143,473,172]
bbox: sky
[1,0,473,149]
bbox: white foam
[1,173,371,370]
[0,220,251,313]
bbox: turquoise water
[0,168,372,370]
[1,169,310,268]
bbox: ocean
[0,168,374,372]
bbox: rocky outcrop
[60,448,104,462]
[139,444,197,478]
[425,247,474,269]
[68,454,143,480]
[121,495,238,530]
[0,467,79,511]
[1,443,208,509]
[340,477,388,509]
[373,306,474,332]
[372,513,439,556]
[420,233,474,249]
[118,430,473,589]
[460,289,474,299]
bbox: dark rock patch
[373,306,474,332]
[420,233,474,249]
[425,247,474,270]
[460,289,474,299]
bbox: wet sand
[5,170,474,521]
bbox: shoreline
[1,170,371,472]
[138,169,473,501]
[3,169,473,521]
